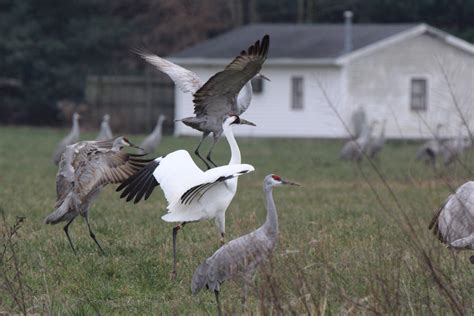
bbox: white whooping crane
[117,115,254,278]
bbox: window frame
[291,76,304,110]
[409,77,428,111]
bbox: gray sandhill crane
[96,114,113,141]
[340,121,378,162]
[367,119,387,159]
[117,115,254,278]
[191,174,299,314]
[139,115,166,154]
[429,181,474,263]
[45,137,149,254]
[440,124,469,166]
[52,112,80,165]
[415,123,444,167]
[137,34,270,169]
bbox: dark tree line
[1,0,473,125]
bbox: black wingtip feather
[117,159,160,203]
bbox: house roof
[170,23,474,65]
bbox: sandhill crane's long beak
[258,73,271,81]
[239,118,256,126]
[282,179,300,186]
[129,142,144,151]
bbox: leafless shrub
[0,209,28,315]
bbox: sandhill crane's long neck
[152,119,164,135]
[223,124,241,165]
[72,117,79,135]
[263,185,278,236]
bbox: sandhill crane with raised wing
[340,121,378,162]
[117,115,255,278]
[96,114,113,141]
[415,123,444,167]
[137,34,270,169]
[45,137,150,254]
[139,115,166,154]
[367,119,387,159]
[429,181,474,263]
[52,112,80,165]
[192,174,299,315]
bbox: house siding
[173,32,473,139]
[345,33,474,139]
[174,65,346,138]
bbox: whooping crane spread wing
[192,35,269,117]
[117,150,254,220]
[136,51,204,94]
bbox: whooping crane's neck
[223,122,241,165]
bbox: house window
[291,76,304,110]
[410,78,427,111]
[251,77,264,94]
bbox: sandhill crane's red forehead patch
[272,175,281,181]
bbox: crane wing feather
[430,181,474,249]
[74,143,151,197]
[192,230,271,294]
[136,50,204,94]
[192,35,269,117]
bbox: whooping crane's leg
[84,216,105,255]
[194,132,211,170]
[171,222,186,279]
[214,290,222,316]
[63,218,77,255]
[206,134,220,168]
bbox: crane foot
[170,270,177,281]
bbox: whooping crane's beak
[282,179,300,186]
[239,118,256,127]
[258,73,271,82]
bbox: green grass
[0,126,472,314]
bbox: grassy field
[0,126,472,315]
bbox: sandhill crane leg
[194,132,211,169]
[214,290,222,316]
[470,255,474,264]
[171,222,186,279]
[84,216,105,255]
[220,233,225,245]
[63,218,77,255]
[206,135,220,168]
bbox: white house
[169,21,474,139]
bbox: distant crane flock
[46,34,473,314]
